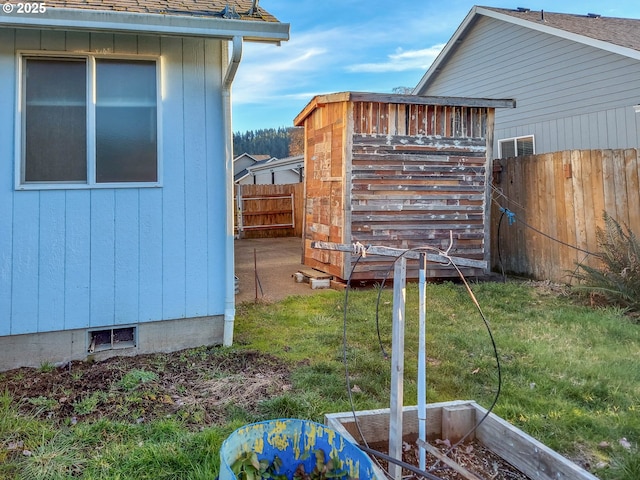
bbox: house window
[19,54,159,188]
[498,135,535,158]
[24,58,87,182]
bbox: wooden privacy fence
[235,183,304,238]
[491,149,640,283]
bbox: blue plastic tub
[219,418,376,480]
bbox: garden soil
[1,237,327,430]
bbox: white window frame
[15,51,163,190]
[498,135,535,159]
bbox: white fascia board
[414,5,640,93]
[0,8,290,43]
[234,172,250,183]
[248,159,304,174]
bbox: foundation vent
[88,326,136,353]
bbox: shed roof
[0,0,288,42]
[416,6,640,93]
[294,91,515,127]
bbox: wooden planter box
[325,400,599,480]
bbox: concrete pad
[234,237,329,303]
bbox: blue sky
[231,1,640,133]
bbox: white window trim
[15,50,163,190]
[498,135,535,158]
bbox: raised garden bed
[325,400,599,480]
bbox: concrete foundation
[0,315,225,371]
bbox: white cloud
[232,11,447,108]
[233,26,356,105]
[346,44,445,73]
[229,1,459,130]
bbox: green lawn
[2,280,639,479]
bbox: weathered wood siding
[418,15,640,154]
[491,149,640,282]
[349,102,490,280]
[0,29,228,336]
[302,100,348,278]
[235,183,303,238]
[300,96,494,281]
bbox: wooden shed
[293,92,515,281]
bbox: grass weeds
[2,280,639,479]
[2,408,237,480]
[237,280,640,479]
[118,369,159,391]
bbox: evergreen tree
[233,127,299,158]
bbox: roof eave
[415,5,640,94]
[294,92,351,125]
[0,7,290,43]
[476,7,640,60]
[248,157,304,173]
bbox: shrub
[573,212,640,312]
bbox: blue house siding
[39,191,66,331]
[0,29,228,336]
[161,36,188,322]
[138,188,164,323]
[90,190,117,328]
[204,38,228,317]
[11,193,39,334]
[0,29,12,337]
[65,190,91,330]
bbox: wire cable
[374,268,392,360]
[343,249,448,480]
[400,245,502,474]
[491,187,599,257]
[359,444,444,480]
[342,253,391,478]
[428,256,502,468]
[341,240,501,479]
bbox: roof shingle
[482,6,640,52]
[43,0,279,22]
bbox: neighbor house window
[19,54,159,187]
[498,135,535,158]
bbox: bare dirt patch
[1,347,291,427]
